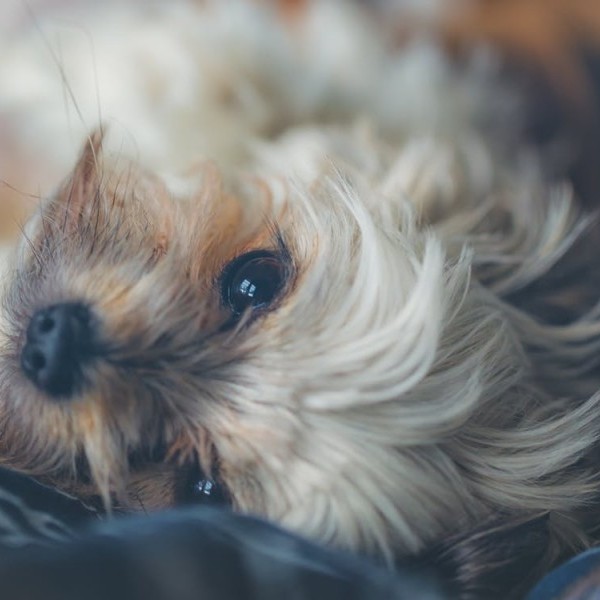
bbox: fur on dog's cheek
[126,466,181,512]
[188,175,511,558]
[213,406,478,558]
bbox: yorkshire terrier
[1,1,600,598]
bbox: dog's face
[0,123,523,560]
[3,4,600,597]
[2,127,600,577]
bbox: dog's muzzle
[21,303,95,400]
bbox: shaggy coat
[1,1,600,597]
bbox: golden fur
[2,1,600,597]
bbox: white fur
[0,1,515,197]
[1,0,600,579]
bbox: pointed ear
[54,128,105,232]
[72,128,105,192]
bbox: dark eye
[179,465,229,508]
[220,250,288,317]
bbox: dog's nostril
[21,303,95,400]
[22,347,47,372]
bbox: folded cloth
[0,467,447,600]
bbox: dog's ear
[53,128,105,233]
[71,128,105,193]
[412,513,559,600]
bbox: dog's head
[1,124,599,570]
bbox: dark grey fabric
[0,467,448,600]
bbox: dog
[2,1,600,597]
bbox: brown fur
[2,2,600,599]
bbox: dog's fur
[2,1,600,597]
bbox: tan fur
[1,1,600,597]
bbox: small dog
[2,1,600,597]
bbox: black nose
[21,303,94,399]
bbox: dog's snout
[21,303,94,399]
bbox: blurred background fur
[1,2,600,599]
